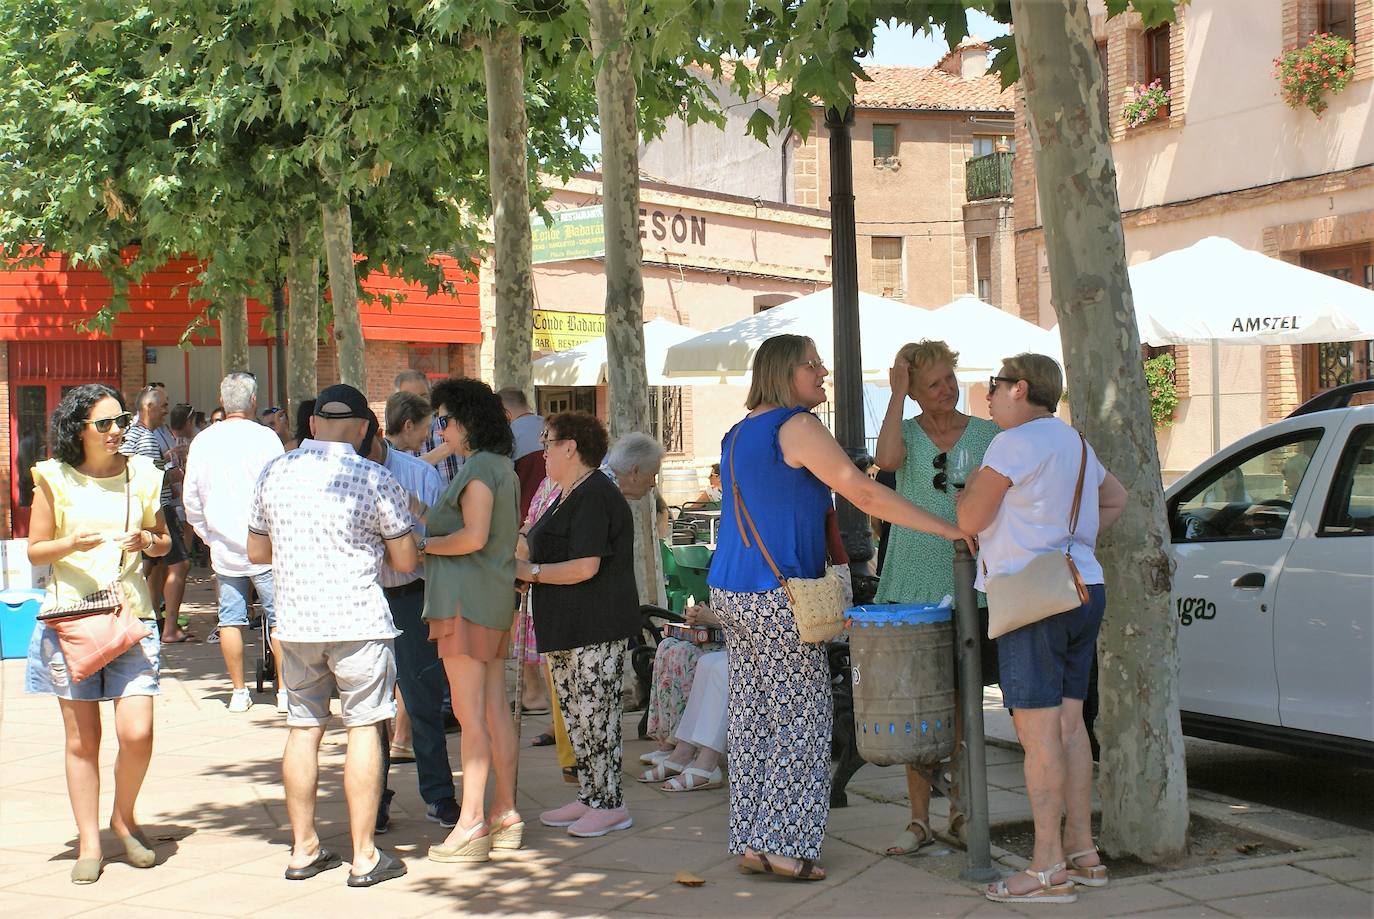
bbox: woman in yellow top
[25,384,171,885]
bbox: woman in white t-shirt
[957,353,1127,906]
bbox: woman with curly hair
[418,379,522,865]
[515,412,640,840]
[25,384,172,884]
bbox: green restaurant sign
[531,206,606,265]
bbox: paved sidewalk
[1,575,1370,917]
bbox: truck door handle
[1232,572,1266,589]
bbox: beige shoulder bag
[728,426,847,644]
[984,431,1092,640]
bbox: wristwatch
[416,536,428,554]
[530,563,542,584]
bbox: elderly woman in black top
[515,412,639,840]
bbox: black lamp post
[825,105,872,568]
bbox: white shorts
[279,639,396,728]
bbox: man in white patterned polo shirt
[248,384,418,888]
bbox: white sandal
[1066,847,1109,887]
[660,766,723,792]
[635,760,684,783]
[638,749,673,766]
[985,863,1077,904]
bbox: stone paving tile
[1160,864,1331,900]
[1294,855,1374,882]
[622,860,829,917]
[1125,907,1233,918]
[1209,881,1373,918]
[1030,881,1193,917]
[5,860,203,903]
[561,832,737,877]
[486,866,673,912]
[119,865,319,916]
[0,889,107,917]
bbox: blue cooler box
[0,588,47,660]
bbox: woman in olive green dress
[873,340,1000,856]
[418,379,522,865]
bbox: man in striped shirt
[120,385,190,643]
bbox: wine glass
[947,445,973,491]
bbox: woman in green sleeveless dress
[873,340,999,856]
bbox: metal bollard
[953,540,998,882]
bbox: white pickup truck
[1165,382,1373,762]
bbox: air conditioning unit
[873,156,901,169]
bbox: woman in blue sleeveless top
[708,334,968,881]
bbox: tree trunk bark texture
[1011,0,1187,865]
[218,294,250,377]
[482,29,535,399]
[321,200,367,391]
[285,218,320,418]
[587,0,649,440]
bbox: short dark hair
[393,369,428,390]
[546,412,608,469]
[431,378,514,457]
[51,384,125,467]
[496,386,529,410]
[293,400,316,445]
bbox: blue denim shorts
[24,623,161,701]
[217,572,276,629]
[996,584,1106,710]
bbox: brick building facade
[1,253,480,537]
[1014,0,1374,478]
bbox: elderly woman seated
[638,604,727,791]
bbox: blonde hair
[1001,352,1063,411]
[747,334,814,410]
[895,340,959,386]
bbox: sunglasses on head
[86,412,134,433]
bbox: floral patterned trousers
[711,586,832,860]
[547,639,628,810]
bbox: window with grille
[649,386,684,454]
[1320,0,1355,42]
[871,237,904,297]
[872,123,897,165]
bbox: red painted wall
[0,250,480,345]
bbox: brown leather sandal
[738,850,826,881]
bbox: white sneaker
[228,688,252,713]
[276,690,289,714]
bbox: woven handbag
[985,431,1092,640]
[36,466,151,683]
[728,427,847,644]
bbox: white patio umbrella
[1131,237,1374,345]
[1047,237,1374,452]
[926,295,1063,380]
[661,288,941,383]
[532,317,705,386]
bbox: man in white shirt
[183,372,286,714]
[248,384,418,888]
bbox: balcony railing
[965,151,1014,201]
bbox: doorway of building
[8,342,122,538]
